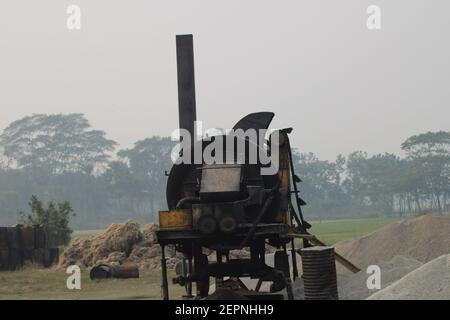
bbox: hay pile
[335,214,450,272]
[368,254,450,300]
[59,220,179,269]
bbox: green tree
[401,131,450,213]
[345,152,402,215]
[292,151,349,217]
[117,137,176,217]
[20,195,75,245]
[0,113,117,174]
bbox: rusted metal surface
[0,225,58,270]
[34,225,47,249]
[0,248,9,270]
[232,112,275,131]
[20,226,35,261]
[176,34,197,141]
[112,263,140,279]
[159,210,193,230]
[49,247,59,265]
[0,227,8,249]
[0,227,10,270]
[90,263,140,280]
[7,227,22,270]
[301,246,338,300]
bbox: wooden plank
[308,237,361,273]
[287,232,361,273]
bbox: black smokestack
[176,34,197,141]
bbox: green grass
[0,267,185,300]
[308,217,401,245]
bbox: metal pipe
[176,196,200,209]
[176,34,197,142]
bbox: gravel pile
[334,214,450,272]
[338,255,423,300]
[368,254,450,300]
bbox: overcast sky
[0,1,449,160]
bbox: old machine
[156,35,359,300]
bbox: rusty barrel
[34,225,48,249]
[300,246,338,300]
[90,263,139,280]
[7,227,22,270]
[19,226,35,261]
[0,227,9,270]
[49,247,60,265]
[33,226,50,266]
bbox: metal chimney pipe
[176,34,197,142]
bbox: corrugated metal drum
[0,248,8,270]
[301,246,338,300]
[7,227,22,270]
[0,227,8,249]
[0,227,8,270]
[34,226,48,249]
[49,247,59,265]
[20,226,35,261]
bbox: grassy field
[308,217,401,245]
[0,216,403,299]
[0,267,185,300]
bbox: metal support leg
[187,256,193,297]
[161,245,169,300]
[216,251,223,289]
[291,239,299,280]
[285,277,294,300]
[283,245,294,300]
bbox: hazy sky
[0,1,449,160]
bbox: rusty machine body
[156,35,358,300]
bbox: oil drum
[19,226,35,261]
[300,246,338,300]
[0,227,9,270]
[90,263,139,280]
[7,227,22,270]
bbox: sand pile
[368,254,450,300]
[335,214,450,271]
[338,255,423,300]
[59,220,179,269]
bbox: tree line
[0,113,448,228]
